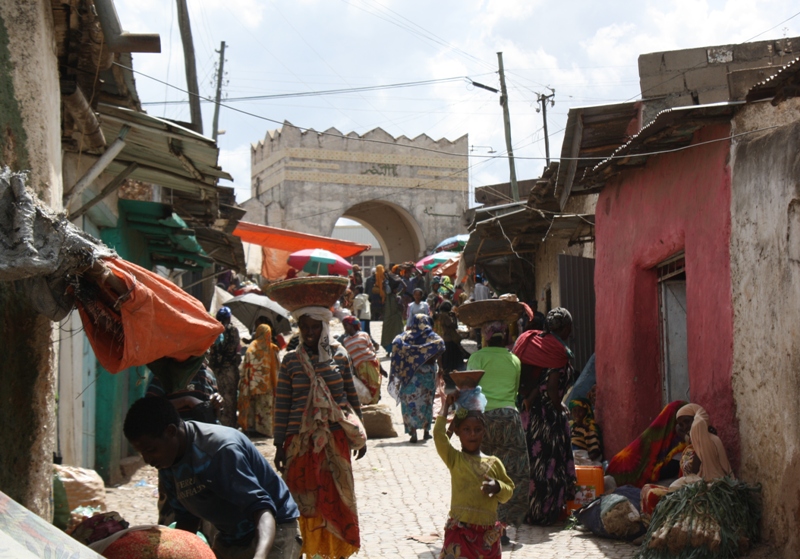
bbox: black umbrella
[224,293,292,335]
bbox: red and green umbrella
[287,248,352,276]
[416,251,460,271]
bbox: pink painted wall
[594,124,739,466]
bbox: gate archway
[337,200,426,264]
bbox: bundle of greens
[636,478,761,559]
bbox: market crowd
[119,263,738,559]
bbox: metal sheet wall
[558,254,596,375]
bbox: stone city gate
[248,121,468,263]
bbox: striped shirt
[274,343,361,447]
[341,332,377,368]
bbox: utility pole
[212,41,226,142]
[536,88,556,166]
[176,0,203,134]
[497,52,519,202]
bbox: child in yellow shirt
[434,389,514,559]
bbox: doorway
[658,253,689,404]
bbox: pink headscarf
[676,404,733,480]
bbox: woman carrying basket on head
[272,284,367,559]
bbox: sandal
[409,432,418,444]
[423,431,432,440]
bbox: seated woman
[640,403,734,516]
[606,400,688,488]
[568,398,602,462]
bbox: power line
[141,76,475,106]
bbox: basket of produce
[636,477,761,559]
[455,299,525,327]
[449,370,485,389]
[264,276,349,312]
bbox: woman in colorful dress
[389,314,445,443]
[341,316,382,404]
[511,307,577,525]
[273,306,366,559]
[237,323,279,437]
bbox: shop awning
[233,221,370,280]
[119,199,212,270]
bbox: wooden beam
[70,161,138,219]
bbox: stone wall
[729,98,800,557]
[251,123,468,262]
[0,0,62,519]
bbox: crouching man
[124,396,301,559]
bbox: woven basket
[263,276,349,312]
[450,370,485,389]
[455,299,525,327]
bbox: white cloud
[217,143,252,203]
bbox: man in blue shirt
[124,396,300,559]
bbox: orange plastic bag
[75,257,223,373]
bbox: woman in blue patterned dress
[389,314,445,443]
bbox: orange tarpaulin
[233,221,371,281]
[75,257,224,374]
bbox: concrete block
[638,52,665,77]
[662,92,697,110]
[734,41,774,63]
[697,87,730,105]
[640,72,685,98]
[727,66,778,100]
[707,46,733,64]
[684,65,730,90]
[662,47,708,72]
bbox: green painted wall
[93,212,151,482]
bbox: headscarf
[342,315,361,331]
[439,276,454,294]
[544,307,572,333]
[216,306,231,321]
[389,314,445,391]
[676,404,733,480]
[375,264,386,302]
[481,320,507,343]
[568,398,597,431]
[291,306,333,363]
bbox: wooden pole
[176,0,203,134]
[212,41,226,141]
[497,52,519,202]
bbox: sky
[115,0,800,209]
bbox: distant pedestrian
[433,388,514,559]
[238,323,280,437]
[473,275,490,301]
[351,285,372,335]
[208,307,241,428]
[405,288,431,329]
[389,314,445,443]
[341,316,382,405]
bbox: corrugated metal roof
[746,56,800,102]
[98,103,232,196]
[570,101,742,190]
[557,101,640,203]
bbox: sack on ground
[54,464,107,513]
[361,404,398,439]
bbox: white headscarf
[291,306,333,363]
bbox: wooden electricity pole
[497,52,519,202]
[176,0,203,134]
[537,89,556,166]
[212,41,226,142]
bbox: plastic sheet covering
[73,257,224,374]
[1,169,113,320]
[0,168,111,282]
[0,489,104,558]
